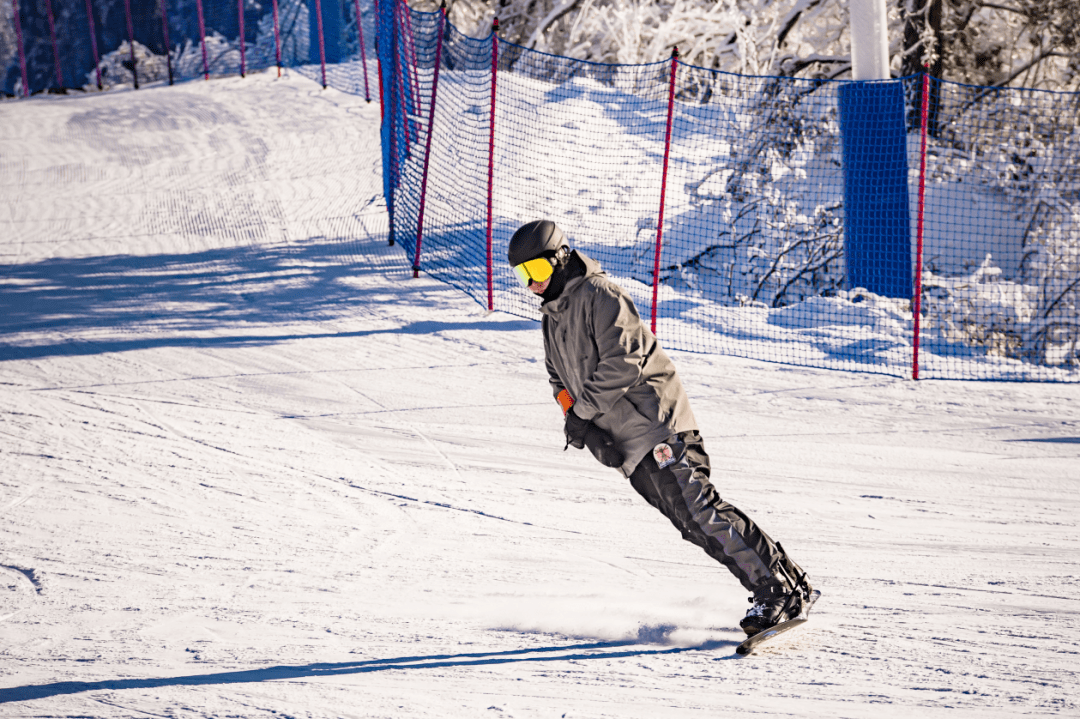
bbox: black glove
[583,424,624,468]
[564,409,624,468]
[564,408,590,450]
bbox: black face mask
[541,251,586,303]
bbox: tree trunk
[902,0,944,134]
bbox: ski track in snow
[1,71,1079,717]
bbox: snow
[2,70,1080,717]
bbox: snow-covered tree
[1,0,16,94]
[900,0,1080,91]
[247,0,311,69]
[426,0,1079,90]
[430,0,853,77]
[919,96,1080,367]
[85,40,170,89]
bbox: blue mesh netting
[377,3,1080,382]
[2,0,378,95]
[4,1,1078,380]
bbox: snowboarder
[508,219,812,636]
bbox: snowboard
[736,589,821,656]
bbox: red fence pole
[386,0,399,247]
[315,0,328,88]
[377,41,384,116]
[913,70,930,380]
[12,0,29,96]
[413,3,446,279]
[44,0,63,88]
[84,0,102,89]
[651,47,678,335]
[271,0,281,76]
[196,0,209,79]
[159,0,173,85]
[237,0,246,77]
[354,0,371,101]
[485,17,498,311]
[123,0,139,88]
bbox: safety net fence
[378,3,1080,382]
[4,1,1079,381]
[1,0,378,96]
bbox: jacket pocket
[624,384,662,424]
[596,393,656,449]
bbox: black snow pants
[627,430,805,594]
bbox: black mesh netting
[377,3,1079,381]
[4,0,1078,380]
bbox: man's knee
[628,465,664,510]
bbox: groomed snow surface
[2,71,1080,718]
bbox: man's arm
[571,284,648,422]
[546,352,566,399]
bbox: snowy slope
[2,71,1080,718]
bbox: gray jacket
[541,251,698,476]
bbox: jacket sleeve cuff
[571,402,600,422]
[555,389,575,416]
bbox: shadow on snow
[0,638,740,703]
[0,233,535,362]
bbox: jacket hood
[540,250,603,315]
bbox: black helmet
[507,220,569,266]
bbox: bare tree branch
[993,48,1069,88]
[525,0,582,49]
[981,2,1026,16]
[777,0,823,48]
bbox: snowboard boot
[739,578,803,637]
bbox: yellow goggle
[513,256,555,286]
